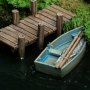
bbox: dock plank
[0,35,17,48]
[46,6,71,20]
[5,26,30,43]
[0,31,17,44]
[28,16,56,30]
[35,14,56,26]
[23,18,49,35]
[10,25,37,44]
[51,4,75,16]
[39,9,67,22]
[24,18,55,34]
[38,11,56,21]
[19,20,37,36]
[4,27,28,44]
[12,24,37,39]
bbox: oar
[55,31,82,68]
[59,33,82,68]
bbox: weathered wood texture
[0,4,75,49]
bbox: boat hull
[34,26,86,77]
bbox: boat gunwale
[34,26,85,68]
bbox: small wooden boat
[34,26,86,77]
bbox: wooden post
[56,13,63,37]
[38,22,44,50]
[31,0,37,16]
[18,34,25,60]
[12,9,20,25]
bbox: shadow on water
[0,33,90,90]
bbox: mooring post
[31,0,37,16]
[12,9,20,25]
[18,34,25,60]
[56,13,63,37]
[38,22,44,50]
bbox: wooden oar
[55,31,82,68]
[59,33,82,68]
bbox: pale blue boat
[34,26,86,77]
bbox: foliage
[60,0,90,42]
[6,0,57,9]
[0,0,8,5]
[6,0,29,8]
[84,21,90,41]
[37,0,57,9]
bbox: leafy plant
[6,0,29,8]
[84,21,90,41]
[61,0,90,42]
[6,0,58,9]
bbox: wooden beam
[56,13,63,37]
[18,34,25,60]
[31,0,37,16]
[12,9,20,25]
[38,22,44,50]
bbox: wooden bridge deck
[0,4,75,49]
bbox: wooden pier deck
[0,3,75,59]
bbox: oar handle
[55,31,82,68]
[59,34,82,68]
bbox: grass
[56,0,90,42]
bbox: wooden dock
[0,1,75,59]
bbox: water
[0,18,90,90]
[0,33,90,90]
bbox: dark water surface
[0,33,90,90]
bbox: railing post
[38,22,44,50]
[31,0,37,16]
[56,13,63,37]
[18,34,25,60]
[12,9,20,25]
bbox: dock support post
[31,0,37,16]
[38,22,44,50]
[12,9,20,25]
[56,13,63,37]
[18,35,25,60]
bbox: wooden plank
[4,27,28,44]
[39,9,67,22]
[3,28,18,39]
[38,11,56,21]
[0,31,17,44]
[19,20,37,36]
[21,20,48,36]
[28,16,56,30]
[0,35,17,48]
[11,24,37,39]
[5,26,30,43]
[51,4,75,16]
[23,18,49,34]
[41,8,56,16]
[35,14,56,26]
[24,17,55,34]
[9,25,37,44]
[46,6,71,20]
[20,20,38,31]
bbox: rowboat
[34,26,86,77]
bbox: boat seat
[48,48,62,57]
